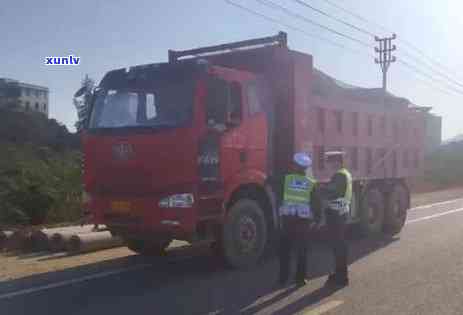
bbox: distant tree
[74,74,95,132]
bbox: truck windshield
[89,80,193,129]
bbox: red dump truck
[82,32,431,268]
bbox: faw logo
[198,153,219,165]
[112,143,134,161]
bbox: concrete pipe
[0,231,13,250]
[30,225,98,252]
[30,230,50,252]
[49,226,98,252]
[5,229,34,252]
[67,231,124,253]
[41,224,98,234]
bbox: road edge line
[410,198,463,211]
[0,263,150,300]
[406,207,463,224]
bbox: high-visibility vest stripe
[337,168,353,203]
[283,174,316,205]
[328,168,353,214]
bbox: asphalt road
[2,198,463,315]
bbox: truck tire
[222,199,267,269]
[127,239,171,256]
[359,186,385,236]
[384,183,409,235]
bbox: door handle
[240,151,247,164]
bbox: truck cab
[83,56,275,268]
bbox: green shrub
[0,144,82,226]
[0,110,83,226]
[0,202,29,226]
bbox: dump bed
[174,34,427,181]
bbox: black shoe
[324,274,337,286]
[325,274,349,288]
[295,278,308,287]
[336,277,349,287]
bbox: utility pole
[375,34,397,92]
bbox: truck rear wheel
[384,183,409,235]
[127,239,171,256]
[222,199,267,269]
[359,186,385,235]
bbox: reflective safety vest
[280,174,317,218]
[328,168,353,214]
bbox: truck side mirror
[74,86,87,98]
[74,88,96,131]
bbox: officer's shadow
[241,284,339,315]
[241,233,399,315]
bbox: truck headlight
[159,194,194,208]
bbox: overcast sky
[1,0,462,139]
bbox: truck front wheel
[222,199,267,269]
[127,239,171,256]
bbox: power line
[398,59,463,95]
[317,0,463,80]
[292,0,376,37]
[396,63,463,97]
[410,76,462,98]
[303,0,463,90]
[254,0,372,48]
[318,0,389,34]
[400,41,462,81]
[402,73,463,99]
[399,49,463,89]
[224,0,463,97]
[225,0,354,50]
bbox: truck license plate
[110,201,131,213]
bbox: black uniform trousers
[325,208,349,280]
[278,215,311,283]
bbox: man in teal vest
[322,151,353,288]
[278,152,321,287]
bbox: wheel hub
[368,204,377,224]
[393,201,400,216]
[393,199,405,219]
[238,216,257,253]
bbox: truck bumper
[89,195,197,241]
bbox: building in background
[0,78,49,117]
[408,105,442,154]
[424,112,442,154]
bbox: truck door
[243,80,268,175]
[204,78,245,187]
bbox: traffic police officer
[278,152,321,286]
[322,151,353,288]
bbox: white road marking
[410,198,463,211]
[406,207,463,224]
[302,300,344,315]
[0,263,150,300]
